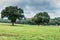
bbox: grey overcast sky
[0,0,60,18]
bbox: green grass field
[0,23,60,40]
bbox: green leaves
[1,6,24,26]
[32,12,50,25]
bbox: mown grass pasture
[0,23,60,40]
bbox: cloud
[0,0,60,18]
[52,0,60,7]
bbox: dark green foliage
[32,12,50,25]
[16,18,36,25]
[49,17,60,25]
[1,6,24,26]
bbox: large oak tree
[1,6,24,26]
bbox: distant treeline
[0,17,60,25]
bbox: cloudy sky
[0,0,60,18]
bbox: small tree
[1,6,24,26]
[32,12,50,25]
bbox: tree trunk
[12,22,14,26]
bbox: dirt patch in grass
[0,33,19,37]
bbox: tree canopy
[32,12,50,25]
[1,6,24,26]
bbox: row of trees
[49,17,60,25]
[1,6,60,26]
